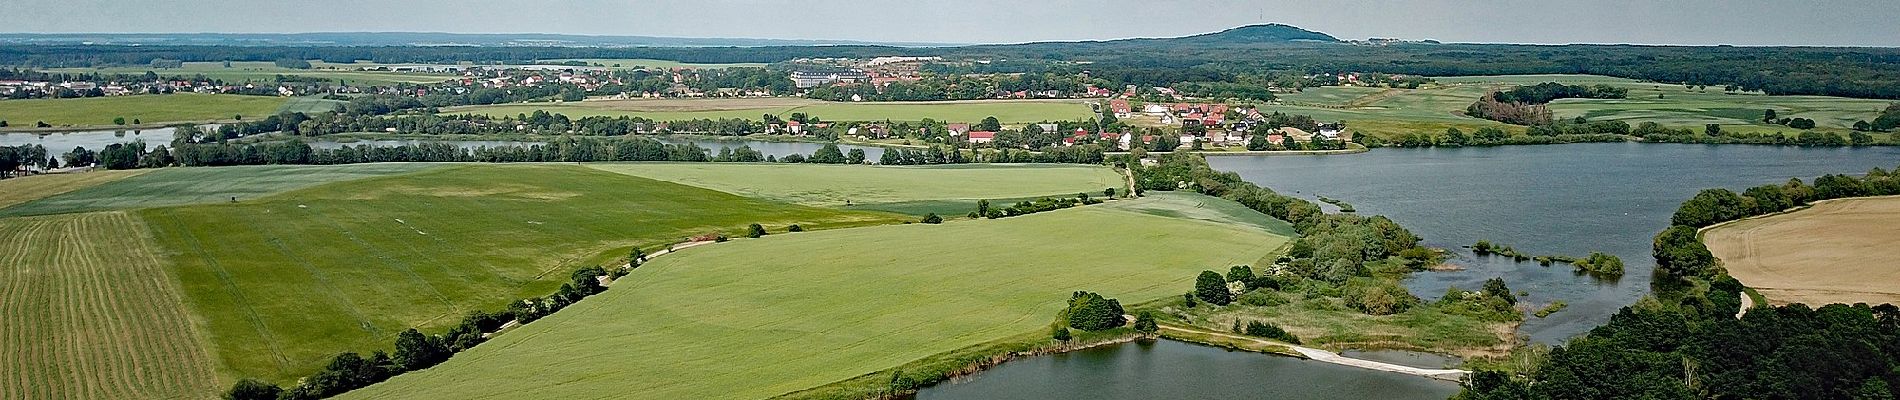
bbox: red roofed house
[1109,99,1131,118]
[786,120,804,135]
[946,123,971,135]
[966,131,996,144]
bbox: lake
[1209,142,1900,342]
[0,127,185,156]
[918,340,1459,400]
[920,142,1900,399]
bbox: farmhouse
[945,123,971,135]
[1109,99,1131,118]
[966,131,996,144]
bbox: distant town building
[790,70,870,88]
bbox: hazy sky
[10,0,1899,47]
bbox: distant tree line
[10,38,1900,99]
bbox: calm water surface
[0,127,183,156]
[918,340,1458,400]
[1209,142,1900,342]
[921,143,1898,400]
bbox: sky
[9,0,1899,47]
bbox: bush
[920,213,942,224]
[1051,325,1072,341]
[1343,278,1417,315]
[224,378,283,400]
[1183,292,1198,308]
[1241,320,1302,344]
[787,224,804,232]
[1573,252,1624,276]
[746,223,767,238]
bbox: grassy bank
[589,162,1123,213]
[339,201,1289,400]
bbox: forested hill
[6,24,1900,99]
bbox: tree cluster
[1065,291,1127,331]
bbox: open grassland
[46,61,457,85]
[1101,191,1298,237]
[0,163,440,217]
[446,98,1096,124]
[589,162,1124,214]
[343,201,1291,400]
[0,170,148,210]
[542,58,769,69]
[0,212,224,399]
[139,164,899,382]
[0,93,289,128]
[276,96,345,114]
[1705,196,1900,306]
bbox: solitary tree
[628,248,646,267]
[113,117,126,125]
[1704,124,1722,136]
[1763,109,1778,123]
[787,224,804,232]
[746,223,767,238]
[1195,271,1232,305]
[920,213,943,224]
[1133,312,1159,335]
[977,116,1002,131]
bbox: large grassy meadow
[447,98,1096,124]
[0,93,290,128]
[137,164,899,381]
[0,169,148,210]
[0,212,224,399]
[590,162,1124,213]
[343,199,1292,400]
[0,163,441,217]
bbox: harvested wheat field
[1705,196,1900,306]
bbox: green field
[0,170,148,210]
[542,58,769,69]
[1246,74,1896,140]
[277,96,346,114]
[0,93,290,128]
[342,198,1291,400]
[448,98,1097,124]
[589,162,1125,214]
[45,61,458,85]
[0,163,441,217]
[1100,191,1299,237]
[137,164,899,381]
[0,212,224,399]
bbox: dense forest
[6,27,1899,99]
[1456,168,1900,400]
